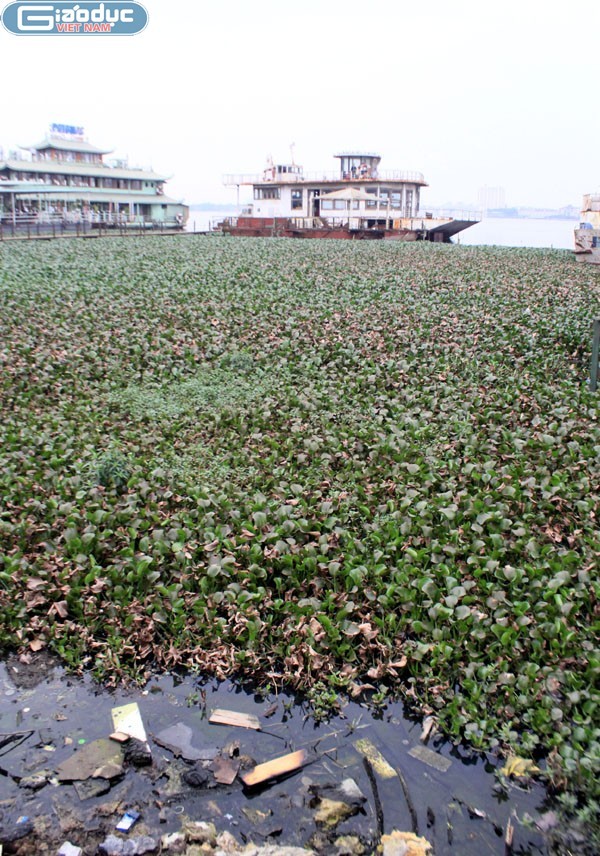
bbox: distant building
[558,204,579,219]
[478,185,506,215]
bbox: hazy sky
[1,0,598,208]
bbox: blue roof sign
[50,124,85,137]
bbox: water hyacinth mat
[0,235,598,835]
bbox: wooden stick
[363,756,384,838]
[240,749,306,787]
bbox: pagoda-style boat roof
[0,158,168,182]
[20,136,113,156]
[1,183,181,205]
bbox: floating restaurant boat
[0,124,188,230]
[222,151,478,241]
[574,194,600,264]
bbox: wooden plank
[240,749,307,787]
[209,709,261,730]
[109,731,130,744]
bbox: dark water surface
[0,656,549,854]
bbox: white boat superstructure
[222,151,478,241]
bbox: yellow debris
[354,738,397,779]
[380,830,433,855]
[500,755,541,778]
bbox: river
[460,216,576,249]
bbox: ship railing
[320,170,426,184]
[223,173,306,186]
[0,210,184,239]
[291,217,390,230]
[212,216,238,231]
[416,208,481,222]
[223,169,426,186]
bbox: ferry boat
[221,151,478,241]
[0,124,188,230]
[574,194,600,263]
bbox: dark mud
[0,654,550,854]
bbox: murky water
[0,655,549,854]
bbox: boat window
[291,189,303,210]
[391,192,402,209]
[364,187,377,209]
[322,199,347,210]
[254,187,281,200]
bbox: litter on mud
[111,703,148,746]
[211,754,241,785]
[0,660,552,854]
[115,810,140,832]
[55,739,124,781]
[153,721,217,762]
[58,843,82,856]
[109,731,130,744]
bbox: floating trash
[111,704,148,745]
[240,749,307,787]
[57,843,82,856]
[153,721,217,762]
[408,744,452,773]
[209,709,261,730]
[115,810,140,833]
